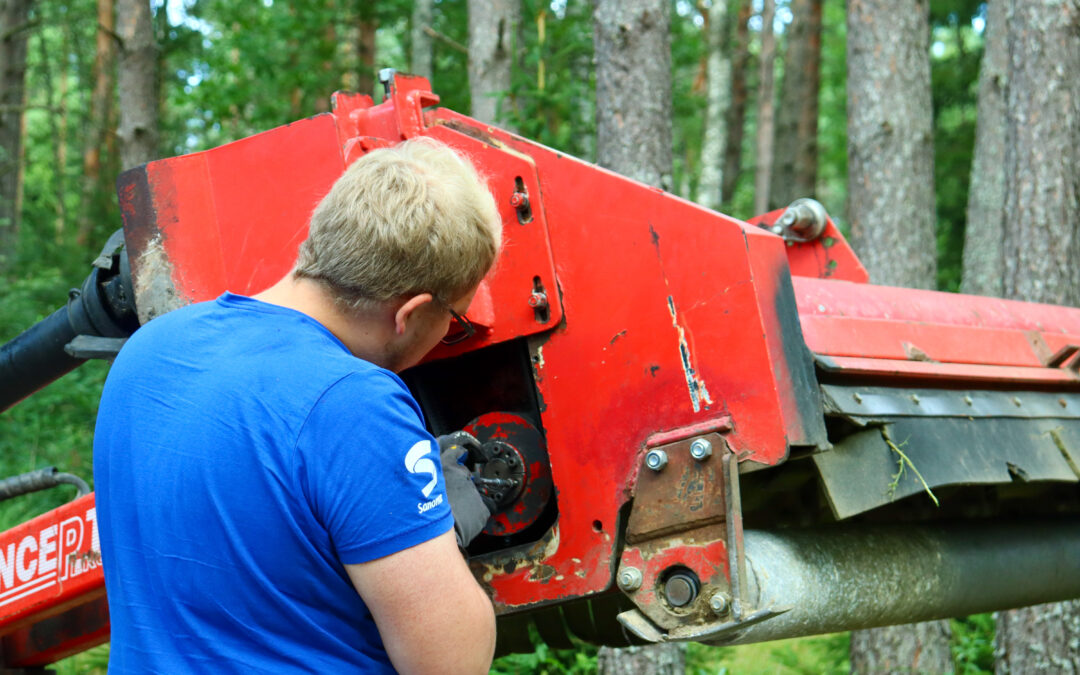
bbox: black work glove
[437,431,496,549]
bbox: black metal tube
[715,519,1080,645]
[0,306,86,411]
[1,232,137,413]
[0,466,91,502]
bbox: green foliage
[490,625,599,674]
[687,634,850,675]
[952,613,996,674]
[0,270,104,532]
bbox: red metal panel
[748,208,869,283]
[796,277,1080,384]
[0,495,103,643]
[816,356,1080,386]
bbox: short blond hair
[295,137,502,309]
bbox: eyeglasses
[435,296,476,345]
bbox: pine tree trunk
[994,1,1080,663]
[356,10,376,97]
[597,643,686,674]
[998,0,1080,309]
[467,0,519,127]
[594,2,679,664]
[846,0,937,289]
[997,600,1080,674]
[847,0,949,664]
[752,0,776,215]
[594,0,673,190]
[722,0,751,202]
[411,0,434,81]
[960,0,1007,298]
[851,622,953,674]
[0,0,31,269]
[78,0,115,246]
[770,0,821,209]
[695,0,729,210]
[116,0,158,170]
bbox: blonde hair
[295,137,502,309]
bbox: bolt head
[689,438,713,460]
[645,449,668,471]
[663,572,699,607]
[709,592,730,615]
[618,567,643,592]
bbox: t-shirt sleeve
[295,370,454,565]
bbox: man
[94,138,502,673]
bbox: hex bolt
[645,449,668,472]
[509,191,529,210]
[689,438,713,461]
[617,567,643,593]
[528,291,549,309]
[709,592,730,615]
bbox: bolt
[528,291,549,309]
[509,191,529,210]
[618,567,643,592]
[493,491,504,502]
[664,571,699,608]
[853,393,863,404]
[1061,398,1069,408]
[709,592,730,615]
[645,449,668,472]
[378,68,396,96]
[911,394,921,404]
[964,395,974,406]
[690,438,713,461]
[1013,396,1023,407]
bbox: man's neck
[254,274,394,367]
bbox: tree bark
[722,0,751,202]
[411,0,434,81]
[695,0,729,211]
[850,622,954,674]
[357,10,376,97]
[846,0,937,289]
[770,0,821,209]
[998,0,1080,309]
[997,600,1080,674]
[594,2,678,665]
[78,0,116,246]
[847,0,949,663]
[994,0,1080,661]
[594,0,673,190]
[467,0,518,127]
[960,0,1007,298]
[597,643,685,674]
[752,0,776,215]
[116,0,158,170]
[0,0,31,269]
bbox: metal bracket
[616,605,790,644]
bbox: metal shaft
[720,519,1080,645]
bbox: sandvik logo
[404,440,438,498]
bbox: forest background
[0,0,1074,672]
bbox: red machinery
[2,72,1079,666]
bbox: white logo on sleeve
[404,440,439,498]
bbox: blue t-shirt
[93,293,454,673]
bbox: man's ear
[394,293,435,335]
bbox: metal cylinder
[720,519,1080,645]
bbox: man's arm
[345,529,496,675]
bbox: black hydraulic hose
[0,466,91,502]
[0,307,85,411]
[0,231,138,413]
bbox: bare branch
[422,25,468,55]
